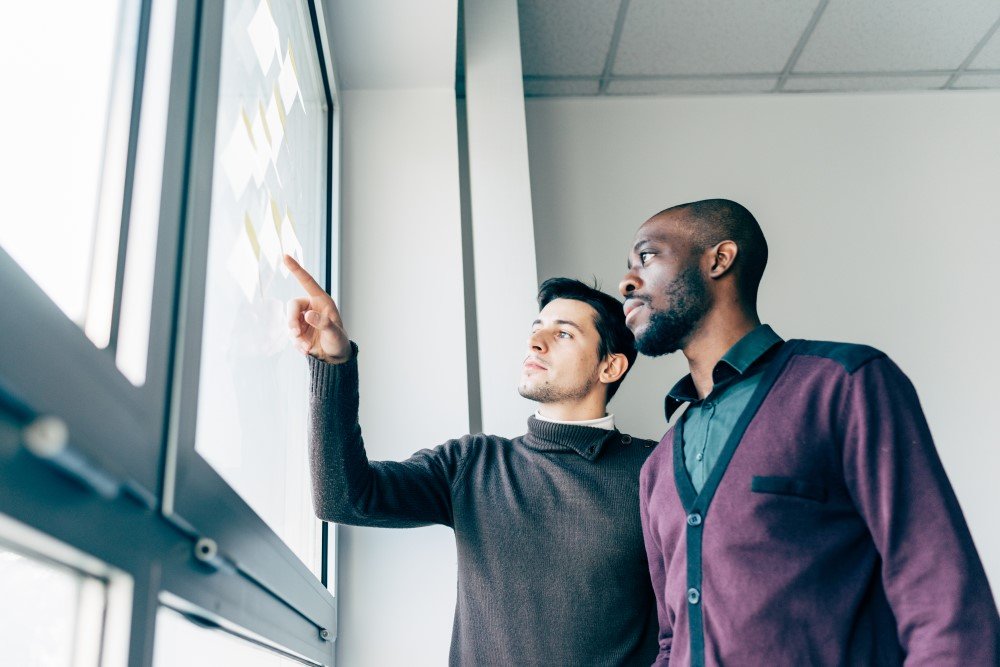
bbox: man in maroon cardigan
[619,198,999,666]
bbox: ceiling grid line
[773,0,830,92]
[598,0,632,95]
[514,1,1000,98]
[944,12,1000,89]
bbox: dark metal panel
[0,250,158,494]
[171,457,337,632]
[0,435,334,666]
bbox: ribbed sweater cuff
[308,341,359,399]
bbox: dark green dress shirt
[665,324,783,492]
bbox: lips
[623,298,646,320]
[523,357,547,371]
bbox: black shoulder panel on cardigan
[793,340,887,374]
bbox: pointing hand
[284,254,351,364]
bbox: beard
[635,265,711,357]
[518,374,597,404]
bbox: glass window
[153,605,311,666]
[0,0,139,335]
[116,0,179,386]
[0,543,107,667]
[194,0,327,572]
[0,0,177,387]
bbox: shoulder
[612,431,660,466]
[788,339,887,375]
[638,431,673,488]
[620,432,659,451]
[451,432,511,450]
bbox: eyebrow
[532,318,584,333]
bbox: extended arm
[286,255,469,528]
[308,346,469,528]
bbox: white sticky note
[258,197,282,269]
[279,209,303,277]
[265,86,285,162]
[247,0,280,75]
[278,45,304,115]
[220,112,255,198]
[227,214,261,302]
[249,106,271,187]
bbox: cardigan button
[686,512,702,526]
[687,588,700,605]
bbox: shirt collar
[664,324,783,421]
[524,416,622,461]
[533,410,615,431]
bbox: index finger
[284,254,326,298]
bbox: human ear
[599,353,629,384]
[709,240,738,279]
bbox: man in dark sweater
[619,199,1000,666]
[284,255,659,665]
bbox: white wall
[525,90,1000,603]
[336,88,466,666]
[322,3,472,664]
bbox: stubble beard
[518,375,597,404]
[635,265,711,357]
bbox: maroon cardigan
[640,340,999,666]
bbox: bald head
[652,199,768,305]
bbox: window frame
[162,0,339,637]
[0,0,341,664]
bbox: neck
[537,394,608,422]
[683,306,760,399]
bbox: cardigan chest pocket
[751,475,827,503]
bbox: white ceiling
[515,0,1000,96]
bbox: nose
[527,329,546,353]
[619,270,641,298]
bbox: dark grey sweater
[308,346,659,666]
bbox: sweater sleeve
[307,344,472,529]
[841,356,1000,665]
[640,462,672,666]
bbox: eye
[639,251,655,265]
[557,331,572,339]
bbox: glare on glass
[153,606,309,666]
[0,0,177,387]
[0,1,137,332]
[194,0,327,573]
[0,546,106,667]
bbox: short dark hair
[536,277,637,402]
[662,198,768,304]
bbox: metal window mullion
[108,0,155,354]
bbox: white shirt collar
[533,410,615,431]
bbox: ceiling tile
[784,74,949,91]
[795,0,999,73]
[517,0,621,77]
[969,25,1000,69]
[523,78,601,96]
[613,0,819,76]
[607,77,778,95]
[953,72,1000,88]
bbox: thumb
[303,310,325,328]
